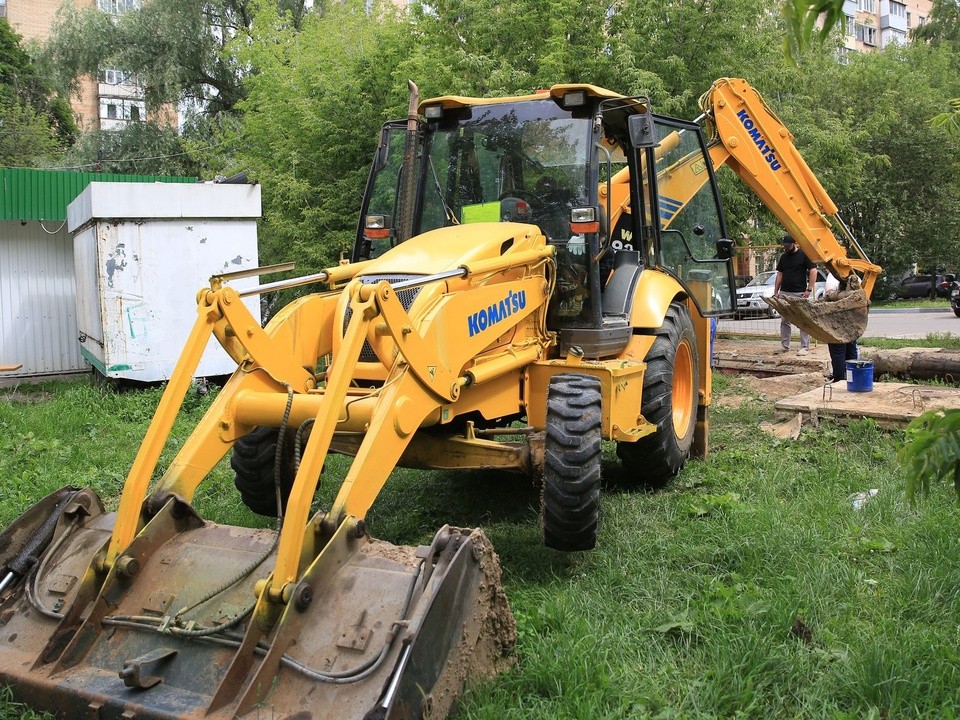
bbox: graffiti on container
[105,244,128,288]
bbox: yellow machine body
[0,77,877,720]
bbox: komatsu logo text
[736,109,782,171]
[467,290,527,337]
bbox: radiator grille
[343,275,425,362]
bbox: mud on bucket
[846,360,873,392]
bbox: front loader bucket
[0,490,515,720]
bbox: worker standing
[824,273,860,381]
[773,234,818,356]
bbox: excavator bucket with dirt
[764,288,870,344]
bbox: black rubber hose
[3,492,76,582]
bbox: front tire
[617,301,699,488]
[542,374,602,551]
[231,426,298,516]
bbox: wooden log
[867,348,960,382]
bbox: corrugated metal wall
[0,168,195,221]
[0,220,85,379]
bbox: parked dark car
[951,281,960,317]
[889,273,956,300]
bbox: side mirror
[715,238,734,260]
[628,111,656,149]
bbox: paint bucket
[846,360,873,392]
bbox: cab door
[648,116,736,316]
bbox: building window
[858,0,875,12]
[889,1,905,18]
[855,22,877,45]
[99,98,146,125]
[98,68,137,86]
[97,0,142,15]
[907,11,911,27]
[847,15,856,34]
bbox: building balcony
[880,12,908,31]
[880,0,908,31]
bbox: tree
[793,44,960,279]
[51,121,203,176]
[218,0,414,271]
[0,20,75,165]
[912,0,960,53]
[43,0,314,120]
[912,0,960,137]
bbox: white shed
[67,182,262,382]
[0,169,200,383]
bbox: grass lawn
[1,374,959,719]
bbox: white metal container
[68,182,262,382]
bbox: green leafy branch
[900,409,960,502]
[783,0,846,63]
[930,98,960,137]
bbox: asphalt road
[718,308,960,340]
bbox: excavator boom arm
[700,78,882,296]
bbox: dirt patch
[716,372,827,407]
[423,527,516,720]
[0,390,53,404]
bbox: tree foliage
[0,20,75,165]
[37,0,960,284]
[218,0,414,271]
[50,121,203,176]
[911,0,960,53]
[44,0,314,118]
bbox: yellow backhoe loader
[0,78,879,719]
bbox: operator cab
[354,85,736,358]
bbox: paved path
[718,308,958,340]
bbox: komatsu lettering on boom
[736,109,782,171]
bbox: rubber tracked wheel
[231,426,298,516]
[542,373,602,551]
[617,301,698,488]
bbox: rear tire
[617,301,699,488]
[953,308,960,318]
[231,426,298,516]
[542,373,602,551]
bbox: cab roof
[418,84,625,112]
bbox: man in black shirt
[773,234,818,355]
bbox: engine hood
[359,222,546,277]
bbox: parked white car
[735,270,826,319]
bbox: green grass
[871,298,950,310]
[860,332,960,350]
[2,375,959,719]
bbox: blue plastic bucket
[846,360,874,392]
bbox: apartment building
[2,0,147,131]
[841,0,933,52]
